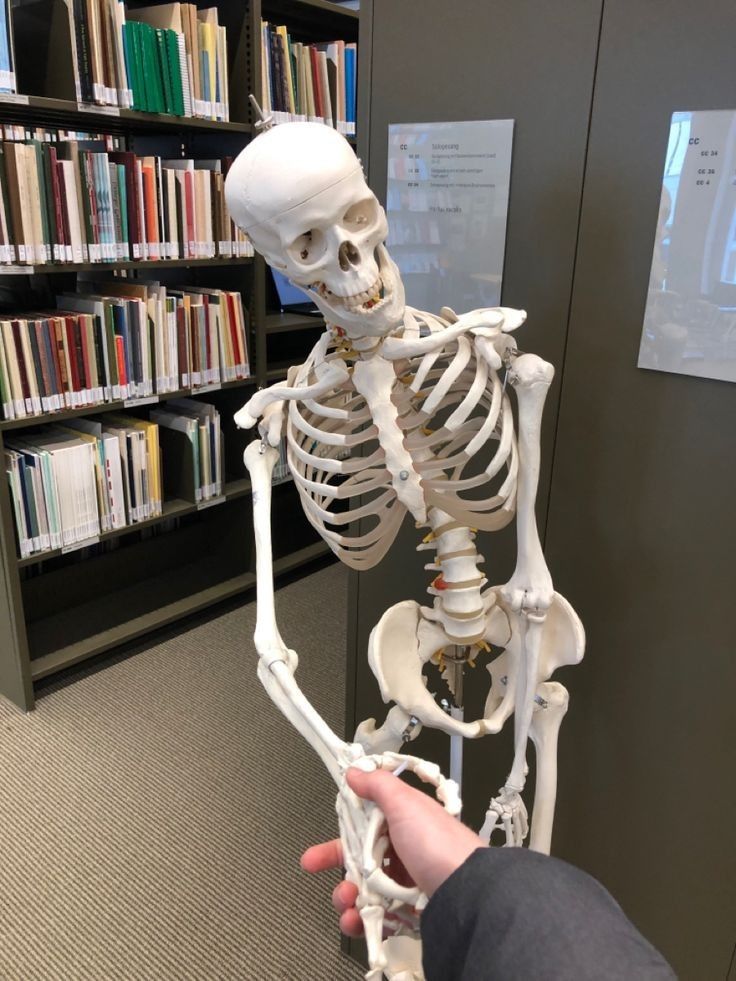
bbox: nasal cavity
[338,241,360,271]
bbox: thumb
[346,766,431,824]
[345,765,481,898]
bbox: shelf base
[29,540,331,681]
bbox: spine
[421,507,488,645]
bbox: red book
[63,316,81,397]
[45,316,64,398]
[53,318,70,404]
[78,312,93,397]
[33,319,53,405]
[142,163,159,257]
[225,292,243,375]
[310,46,323,117]
[115,335,127,387]
[200,294,212,378]
[10,320,31,405]
[54,161,73,262]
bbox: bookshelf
[0,0,361,711]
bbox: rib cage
[287,310,518,570]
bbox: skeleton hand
[478,786,529,847]
[328,753,463,980]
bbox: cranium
[224,122,405,337]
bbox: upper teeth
[318,277,384,311]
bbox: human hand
[300,766,485,937]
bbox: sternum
[351,357,427,522]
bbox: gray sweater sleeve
[420,847,676,980]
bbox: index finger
[300,839,344,874]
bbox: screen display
[386,119,514,315]
[638,109,736,383]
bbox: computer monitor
[271,269,322,317]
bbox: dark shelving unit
[0,0,360,711]
[0,257,253,275]
[0,94,253,134]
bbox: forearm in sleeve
[421,847,676,980]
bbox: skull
[225,122,405,338]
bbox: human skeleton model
[224,120,585,981]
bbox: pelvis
[358,589,584,747]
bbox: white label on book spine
[0,93,29,105]
[123,395,159,407]
[62,535,100,555]
[197,495,225,511]
[77,103,120,117]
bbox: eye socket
[343,198,378,228]
[287,229,326,266]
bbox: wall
[348,0,603,791]
[347,1,736,977]
[544,2,736,976]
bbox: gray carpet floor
[0,562,363,981]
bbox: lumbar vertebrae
[225,118,585,981]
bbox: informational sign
[386,120,514,314]
[638,109,736,383]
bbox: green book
[39,145,60,261]
[165,29,185,117]
[123,21,146,112]
[155,28,174,114]
[117,164,129,259]
[140,23,165,113]
[0,325,13,418]
[0,144,16,260]
[102,303,119,393]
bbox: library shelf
[0,380,257,432]
[0,258,253,276]
[0,0,361,711]
[262,0,358,38]
[16,476,254,569]
[0,94,253,135]
[29,538,330,682]
[266,363,293,382]
[265,312,327,334]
